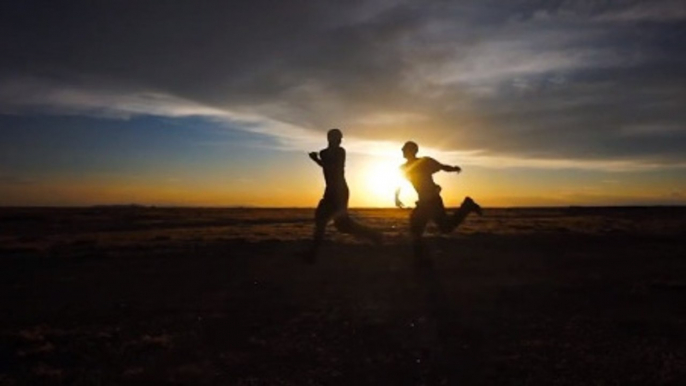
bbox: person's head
[327,128,343,147]
[402,141,418,160]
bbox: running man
[395,141,482,256]
[306,128,382,263]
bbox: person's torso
[320,147,346,188]
[402,157,441,199]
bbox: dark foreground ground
[1,207,685,385]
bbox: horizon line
[2,204,686,210]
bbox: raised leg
[450,196,482,230]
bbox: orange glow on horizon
[1,162,684,208]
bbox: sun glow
[362,159,415,207]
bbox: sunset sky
[1,0,685,207]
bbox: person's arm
[440,164,461,173]
[308,152,323,167]
[426,157,460,174]
[434,157,461,173]
[395,187,405,208]
[395,164,406,208]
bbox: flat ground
[1,207,685,385]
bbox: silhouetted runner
[395,141,482,257]
[305,128,382,263]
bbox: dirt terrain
[1,207,685,385]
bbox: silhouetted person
[395,141,482,257]
[305,128,382,263]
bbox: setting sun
[361,160,415,207]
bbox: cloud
[620,123,684,137]
[0,76,321,148]
[595,0,686,22]
[1,0,685,170]
[0,76,228,119]
[1,75,684,174]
